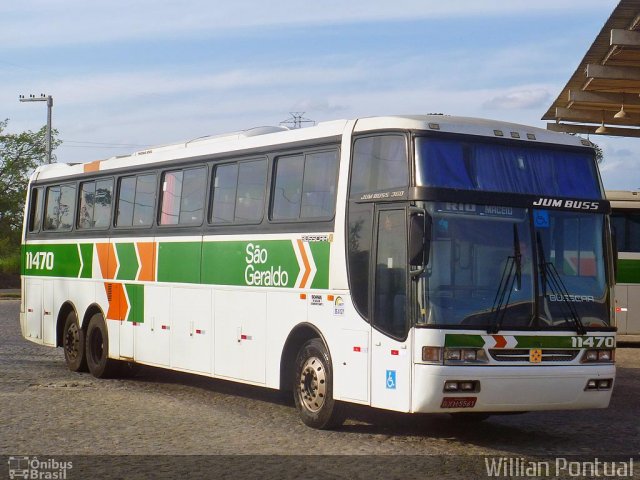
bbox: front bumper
[412,363,615,413]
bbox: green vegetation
[0,119,59,275]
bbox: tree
[0,119,60,254]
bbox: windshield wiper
[487,225,522,334]
[535,233,586,336]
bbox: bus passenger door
[370,208,412,412]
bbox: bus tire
[293,338,344,430]
[85,313,118,379]
[62,311,88,372]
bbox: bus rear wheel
[86,313,118,378]
[62,311,88,372]
[293,338,344,429]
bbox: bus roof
[31,115,593,182]
[607,190,640,209]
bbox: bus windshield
[415,204,611,330]
[415,137,601,198]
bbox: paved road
[0,299,638,479]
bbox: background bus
[608,190,640,336]
[21,116,616,429]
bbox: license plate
[440,397,477,409]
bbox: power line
[63,140,152,148]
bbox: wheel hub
[299,356,326,412]
[64,323,79,360]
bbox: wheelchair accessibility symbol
[386,370,396,390]
[533,210,549,228]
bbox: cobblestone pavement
[0,299,638,478]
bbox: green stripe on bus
[125,283,144,323]
[157,242,202,284]
[309,241,330,289]
[514,336,576,349]
[23,244,82,278]
[201,240,300,288]
[616,259,640,284]
[444,334,485,348]
[79,243,93,279]
[115,243,138,281]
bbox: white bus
[21,115,616,429]
[608,190,640,336]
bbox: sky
[1,0,637,190]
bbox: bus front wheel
[293,338,344,429]
[86,313,118,378]
[62,311,88,372]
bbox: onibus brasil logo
[8,456,72,479]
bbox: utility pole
[19,94,53,164]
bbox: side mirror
[409,211,431,268]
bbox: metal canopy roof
[543,0,640,138]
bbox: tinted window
[416,138,601,199]
[351,136,407,195]
[210,159,267,224]
[271,150,339,221]
[44,184,76,231]
[374,209,407,337]
[235,160,267,223]
[611,210,640,252]
[78,179,113,229]
[160,171,183,225]
[211,163,239,223]
[28,187,42,233]
[272,155,304,220]
[180,167,206,224]
[116,174,156,227]
[301,151,338,218]
[116,176,136,227]
[347,206,373,320]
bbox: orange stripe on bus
[105,282,128,321]
[83,160,101,173]
[136,242,156,281]
[96,243,117,280]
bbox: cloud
[0,0,617,48]
[483,88,551,110]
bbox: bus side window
[272,155,304,220]
[347,206,373,321]
[78,178,113,230]
[301,150,338,219]
[211,159,267,225]
[116,174,156,228]
[44,184,76,231]
[271,150,338,221]
[28,187,43,233]
[351,135,408,195]
[627,212,640,252]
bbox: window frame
[269,148,340,223]
[43,183,77,232]
[27,187,43,234]
[158,165,207,228]
[77,177,114,231]
[209,157,268,226]
[115,173,157,229]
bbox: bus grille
[488,349,579,362]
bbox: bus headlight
[421,347,489,364]
[444,348,489,365]
[422,346,442,363]
[581,349,615,363]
